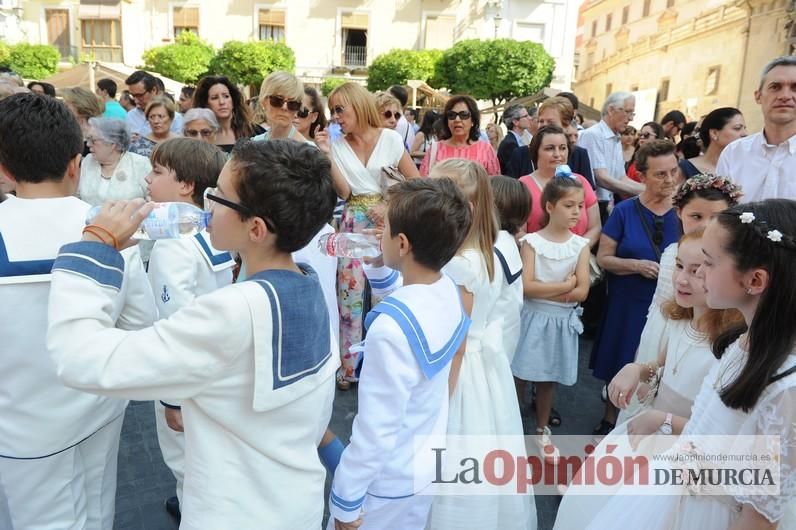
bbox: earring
[746,287,753,295]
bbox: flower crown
[672,173,743,208]
[739,212,792,245]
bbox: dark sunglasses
[296,107,312,118]
[446,110,472,121]
[652,216,664,246]
[382,110,401,120]
[331,105,346,116]
[204,188,276,233]
[267,95,302,112]
[638,132,656,139]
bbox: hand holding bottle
[83,199,154,249]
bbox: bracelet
[84,224,119,249]
[639,362,657,383]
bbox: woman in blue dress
[589,140,682,435]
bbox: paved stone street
[113,337,603,530]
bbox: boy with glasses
[46,140,340,529]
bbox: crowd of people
[0,53,795,530]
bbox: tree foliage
[366,49,443,91]
[7,43,60,79]
[0,41,10,67]
[208,40,295,87]
[321,77,348,96]
[142,31,215,84]
[434,39,555,106]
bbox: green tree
[320,77,348,96]
[142,31,215,84]
[208,40,295,87]
[434,39,555,108]
[8,43,60,79]
[366,49,442,91]
[0,41,11,67]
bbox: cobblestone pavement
[113,337,603,530]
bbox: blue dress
[590,198,680,382]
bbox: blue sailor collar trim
[494,246,522,285]
[192,231,235,271]
[365,287,471,380]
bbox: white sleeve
[147,240,199,319]
[716,145,733,182]
[363,263,403,297]
[47,241,251,402]
[329,317,421,523]
[116,245,158,331]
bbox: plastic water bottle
[328,122,343,142]
[86,202,210,240]
[317,233,381,258]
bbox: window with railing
[258,9,285,41]
[341,13,368,67]
[81,18,122,62]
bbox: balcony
[343,44,367,67]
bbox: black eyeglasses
[296,107,311,118]
[204,187,276,233]
[446,110,472,121]
[267,95,302,112]
[382,110,401,120]
[653,216,664,246]
[184,128,215,138]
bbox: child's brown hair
[151,138,227,207]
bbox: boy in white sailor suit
[144,138,233,519]
[0,94,156,529]
[46,139,340,530]
[329,178,473,530]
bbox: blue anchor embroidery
[161,285,170,303]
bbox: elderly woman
[519,125,601,247]
[128,96,180,157]
[78,117,151,206]
[373,91,401,131]
[508,96,595,188]
[182,107,220,144]
[679,107,746,178]
[61,87,105,157]
[419,95,500,176]
[292,86,327,142]
[315,82,418,389]
[251,71,309,143]
[589,139,681,435]
[193,75,264,153]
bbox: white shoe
[535,425,560,464]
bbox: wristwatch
[660,412,673,435]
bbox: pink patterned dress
[419,140,501,176]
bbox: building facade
[573,0,796,132]
[2,0,579,89]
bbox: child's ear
[179,180,196,199]
[397,233,411,257]
[545,200,554,215]
[248,217,271,243]
[745,267,770,296]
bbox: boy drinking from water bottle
[46,139,340,530]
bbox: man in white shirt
[717,55,796,202]
[125,70,183,136]
[577,91,645,221]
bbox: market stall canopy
[479,87,602,122]
[41,62,185,97]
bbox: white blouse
[330,128,405,196]
[78,151,151,207]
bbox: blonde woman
[315,82,419,389]
[128,96,180,158]
[373,91,402,130]
[61,87,105,156]
[486,122,503,153]
[252,71,310,143]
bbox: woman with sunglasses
[252,71,311,144]
[182,108,220,145]
[627,122,664,182]
[419,95,500,176]
[292,86,327,142]
[315,82,419,390]
[374,91,402,131]
[589,139,681,436]
[193,75,264,153]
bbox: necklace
[669,321,706,376]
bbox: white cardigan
[78,151,151,207]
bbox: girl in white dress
[427,158,537,530]
[553,229,744,530]
[623,175,742,421]
[511,173,590,457]
[581,199,796,529]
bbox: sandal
[336,374,352,391]
[592,419,615,436]
[535,426,560,465]
[549,407,562,427]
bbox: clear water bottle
[317,233,381,258]
[86,202,210,240]
[328,122,343,142]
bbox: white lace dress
[427,249,537,530]
[581,340,796,530]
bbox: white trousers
[327,490,434,530]
[154,401,185,504]
[0,414,124,530]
